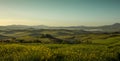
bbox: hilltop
[0,23,120,32]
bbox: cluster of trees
[0,34,87,44]
[0,34,64,43]
[0,31,120,44]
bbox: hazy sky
[0,0,120,26]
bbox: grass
[92,37,120,45]
[0,29,120,61]
[0,43,120,61]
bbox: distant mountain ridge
[0,23,120,32]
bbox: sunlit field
[0,29,120,61]
[0,42,120,61]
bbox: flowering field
[0,43,120,61]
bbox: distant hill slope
[0,23,120,32]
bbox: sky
[0,0,120,26]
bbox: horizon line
[0,23,119,27]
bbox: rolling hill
[0,23,120,32]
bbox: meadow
[0,41,120,61]
[0,29,120,61]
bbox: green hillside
[0,29,120,61]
